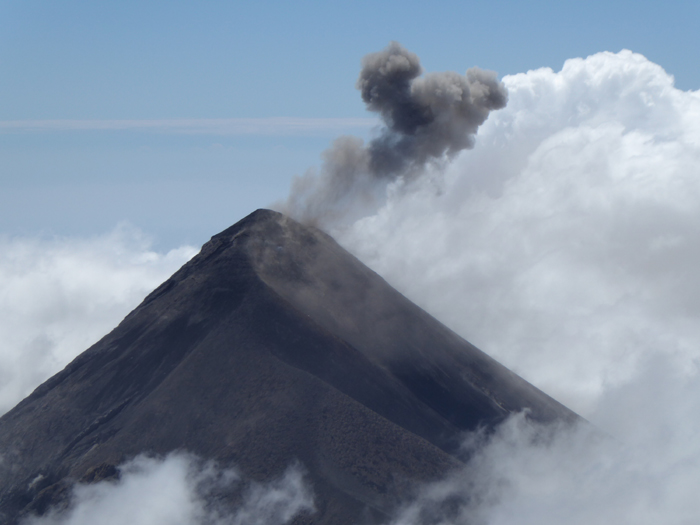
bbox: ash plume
[359,42,508,176]
[279,41,507,226]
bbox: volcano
[0,209,577,524]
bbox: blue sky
[2,0,699,247]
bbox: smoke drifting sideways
[280,42,508,226]
[22,453,314,525]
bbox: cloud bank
[0,226,196,416]
[338,49,700,414]
[23,453,314,525]
[328,50,700,523]
[389,403,700,525]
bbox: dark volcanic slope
[0,209,576,524]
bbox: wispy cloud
[26,453,314,525]
[0,117,377,136]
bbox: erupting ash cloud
[358,42,508,175]
[280,42,507,225]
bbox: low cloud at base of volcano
[385,360,700,524]
[23,454,314,525]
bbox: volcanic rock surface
[0,209,577,524]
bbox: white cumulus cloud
[0,225,197,416]
[337,49,700,415]
[332,50,700,524]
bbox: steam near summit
[281,42,507,226]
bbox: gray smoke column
[279,41,508,226]
[360,41,508,176]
